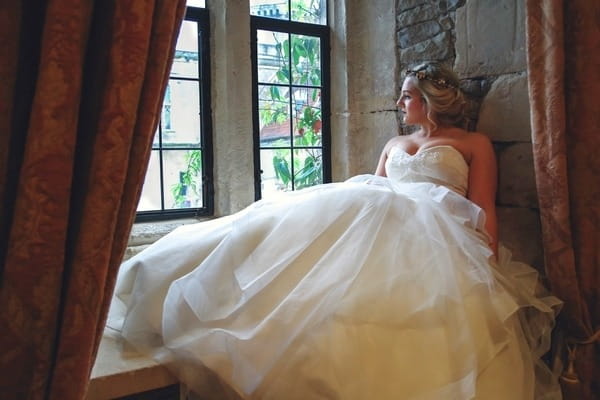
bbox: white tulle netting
[108,175,562,400]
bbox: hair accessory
[406,69,458,89]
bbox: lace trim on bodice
[385,145,469,196]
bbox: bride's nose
[396,97,404,109]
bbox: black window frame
[250,14,331,200]
[136,6,213,221]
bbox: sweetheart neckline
[392,145,469,167]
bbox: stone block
[497,143,539,208]
[400,31,454,62]
[439,15,454,31]
[447,0,466,12]
[397,4,438,27]
[497,206,544,269]
[454,0,526,75]
[477,73,532,142]
[397,0,431,14]
[398,20,442,48]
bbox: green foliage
[171,150,202,208]
[272,133,322,191]
[290,0,324,24]
[261,6,323,192]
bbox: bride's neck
[417,126,441,138]
[417,123,455,138]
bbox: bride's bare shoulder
[464,131,495,161]
[466,131,493,148]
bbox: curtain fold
[0,1,186,399]
[525,1,600,399]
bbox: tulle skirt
[108,175,562,399]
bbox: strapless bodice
[385,145,469,196]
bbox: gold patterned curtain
[0,1,186,399]
[525,1,600,399]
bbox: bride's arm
[374,145,389,177]
[466,134,498,257]
[375,137,402,176]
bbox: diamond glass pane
[290,34,320,86]
[187,0,205,7]
[152,124,160,148]
[161,80,201,147]
[260,148,291,198]
[292,87,321,146]
[163,150,204,210]
[250,0,288,21]
[259,84,291,147]
[291,0,326,24]
[171,21,198,79]
[257,30,290,84]
[293,147,322,189]
[138,151,161,211]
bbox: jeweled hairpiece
[406,69,458,89]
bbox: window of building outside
[136,2,212,221]
[250,0,330,200]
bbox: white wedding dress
[108,145,562,399]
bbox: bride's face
[397,78,427,125]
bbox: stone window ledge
[89,218,208,398]
[89,330,239,399]
[123,217,212,262]
[87,333,179,400]
[91,217,231,399]
[129,218,205,246]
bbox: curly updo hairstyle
[405,62,466,130]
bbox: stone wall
[329,0,399,179]
[396,0,543,267]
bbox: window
[186,0,205,6]
[136,5,213,221]
[250,0,330,200]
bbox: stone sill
[129,217,205,246]
[123,217,212,262]
[87,332,179,400]
[88,330,240,400]
[90,216,243,399]
[87,218,206,399]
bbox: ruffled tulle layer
[108,175,562,399]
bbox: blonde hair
[405,62,466,130]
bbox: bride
[108,62,562,399]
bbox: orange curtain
[525,1,600,399]
[0,1,186,399]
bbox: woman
[376,63,499,256]
[109,62,562,399]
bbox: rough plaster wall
[210,0,255,216]
[329,0,351,180]
[339,0,399,177]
